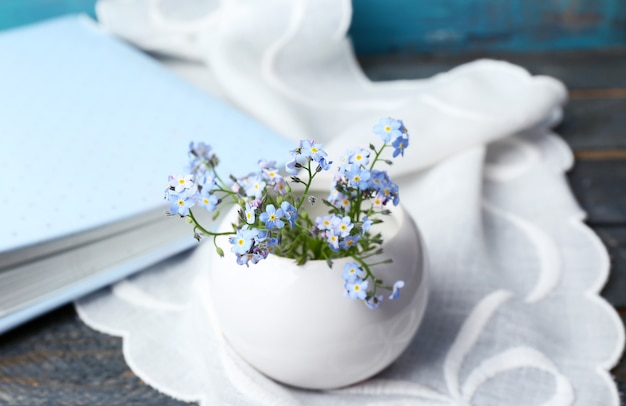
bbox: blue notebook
[0,15,291,333]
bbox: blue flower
[350,148,370,166]
[259,204,285,230]
[199,171,217,191]
[361,216,373,234]
[285,158,299,175]
[280,201,298,228]
[368,170,389,192]
[371,193,385,209]
[383,183,400,206]
[345,279,369,300]
[197,191,218,212]
[243,175,266,199]
[189,141,212,160]
[169,174,194,193]
[333,216,353,237]
[392,134,409,157]
[300,139,327,163]
[373,117,405,143]
[265,237,279,254]
[236,253,252,267]
[339,234,360,250]
[326,229,341,251]
[274,178,287,195]
[229,227,259,254]
[256,230,268,241]
[346,164,371,189]
[168,192,195,216]
[317,156,333,171]
[342,262,366,281]
[338,194,351,212]
[188,142,213,170]
[315,215,333,231]
[257,159,276,170]
[244,202,256,224]
[389,280,405,300]
[338,149,353,171]
[262,166,282,183]
[365,294,383,310]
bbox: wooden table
[0,51,624,405]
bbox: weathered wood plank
[0,305,187,405]
[595,228,626,308]
[615,313,626,405]
[359,50,626,89]
[567,159,626,225]
[0,0,97,32]
[558,99,626,150]
[350,0,626,55]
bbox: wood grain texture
[2,1,626,55]
[595,228,626,308]
[350,0,626,54]
[0,305,187,405]
[568,160,626,225]
[0,0,97,32]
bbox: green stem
[369,144,388,171]
[296,161,315,210]
[188,209,235,237]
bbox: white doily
[77,0,625,404]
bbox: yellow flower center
[384,125,391,132]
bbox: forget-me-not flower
[392,135,409,158]
[230,227,259,254]
[169,174,194,193]
[168,192,195,216]
[345,279,369,300]
[366,294,383,310]
[260,204,285,230]
[244,202,256,224]
[389,280,405,300]
[342,262,366,281]
[280,201,298,228]
[373,117,405,143]
[197,190,218,212]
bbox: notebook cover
[0,15,291,263]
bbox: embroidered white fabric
[76,0,625,404]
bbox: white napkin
[77,0,625,404]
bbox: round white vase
[208,201,429,390]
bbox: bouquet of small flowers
[165,117,410,309]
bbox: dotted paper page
[0,16,291,254]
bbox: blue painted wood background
[350,0,626,54]
[1,0,625,54]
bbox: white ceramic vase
[208,200,429,390]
